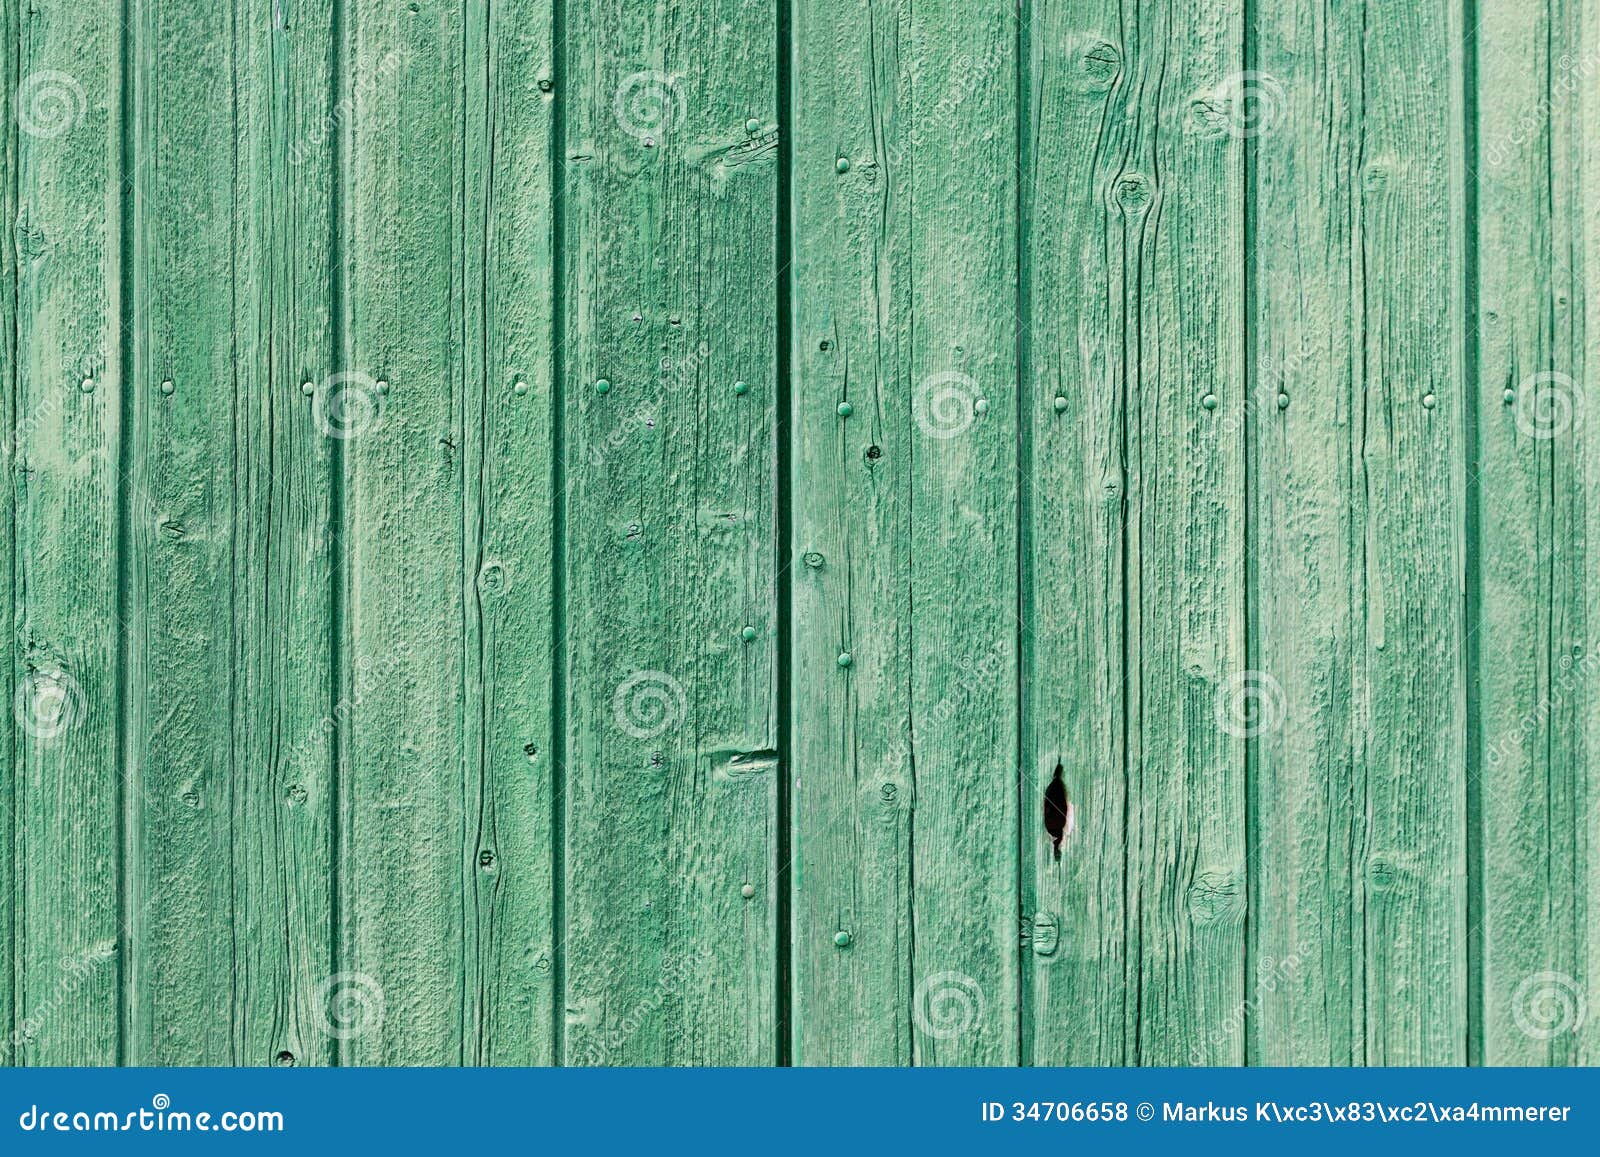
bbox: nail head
[834,931,852,947]
[837,651,852,668]
[595,378,611,395]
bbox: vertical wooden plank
[1247,0,1364,1063]
[123,0,340,1068]
[560,0,778,1065]
[0,0,18,1065]
[344,0,556,1064]
[228,0,340,1070]
[1020,0,1131,1067]
[123,0,238,1064]
[1581,0,1600,1070]
[10,0,124,1065]
[791,0,1019,1065]
[474,0,559,1068]
[1476,0,1598,1064]
[1351,0,1469,1066]
[344,1,465,1062]
[124,0,339,1068]
[1117,0,1247,1065]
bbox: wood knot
[1114,173,1153,213]
[477,562,507,595]
[1365,855,1402,892]
[1187,868,1244,925]
[1079,41,1121,89]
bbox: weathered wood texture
[342,0,556,1065]
[1474,0,1600,1066]
[559,0,779,1066]
[1,0,1596,1066]
[790,0,1019,1066]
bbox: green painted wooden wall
[1,0,1597,1066]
